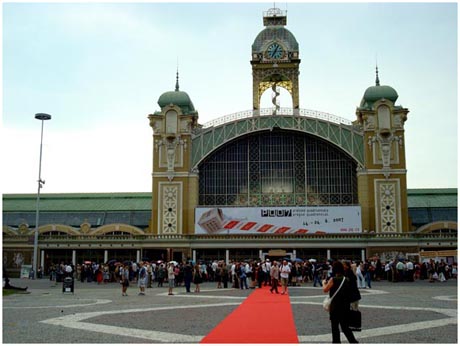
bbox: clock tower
[251,8,301,114]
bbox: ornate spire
[175,68,180,92]
[375,65,380,86]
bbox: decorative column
[72,250,76,266]
[41,250,45,268]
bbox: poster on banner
[195,206,362,235]
[20,265,32,278]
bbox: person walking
[193,264,203,293]
[280,260,291,295]
[221,263,229,289]
[264,259,272,286]
[215,262,222,289]
[138,262,147,295]
[343,260,361,311]
[270,261,280,294]
[168,262,175,295]
[356,261,366,288]
[257,262,264,288]
[239,262,248,289]
[157,264,165,287]
[147,263,153,288]
[184,261,193,293]
[312,261,323,287]
[363,260,372,289]
[121,264,130,296]
[323,261,359,344]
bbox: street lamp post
[33,113,51,278]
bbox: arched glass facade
[198,130,358,206]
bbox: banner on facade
[195,206,362,235]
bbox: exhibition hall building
[3,8,457,274]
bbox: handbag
[322,277,346,311]
[348,309,362,332]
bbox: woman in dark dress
[221,263,229,288]
[323,261,359,344]
[193,264,203,292]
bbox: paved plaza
[2,278,457,344]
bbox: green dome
[252,26,299,53]
[157,90,195,114]
[360,69,399,109]
[362,85,399,104]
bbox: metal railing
[201,108,353,129]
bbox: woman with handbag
[323,261,359,344]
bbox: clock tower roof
[252,8,299,54]
[252,26,299,54]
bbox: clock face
[267,43,284,59]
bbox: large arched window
[198,130,358,206]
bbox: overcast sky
[2,1,458,194]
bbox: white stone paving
[37,287,457,343]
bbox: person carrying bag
[323,261,359,344]
[343,260,362,332]
[323,276,345,311]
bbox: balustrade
[200,108,352,129]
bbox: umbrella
[107,259,117,265]
[84,260,91,265]
[157,260,164,264]
[309,258,317,263]
[169,260,178,265]
[123,260,132,265]
[295,258,304,262]
[114,262,122,266]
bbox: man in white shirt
[264,260,272,286]
[280,260,291,295]
[230,261,237,288]
[406,260,414,282]
[65,264,73,278]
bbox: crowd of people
[40,257,456,343]
[45,257,457,291]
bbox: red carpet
[200,287,299,344]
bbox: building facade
[3,8,457,274]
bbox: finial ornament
[175,67,180,92]
[375,65,380,86]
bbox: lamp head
[35,113,52,121]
